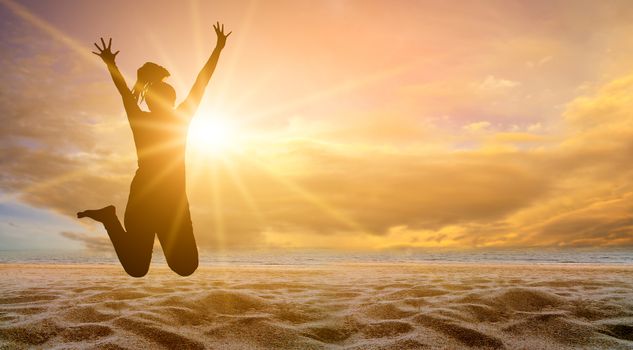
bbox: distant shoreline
[3,261,633,271]
[1,248,632,266]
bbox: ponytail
[131,62,170,103]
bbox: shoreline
[3,261,633,269]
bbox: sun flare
[187,116,236,154]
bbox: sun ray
[234,153,368,234]
[189,0,204,64]
[0,166,98,204]
[0,0,99,67]
[212,0,259,108]
[242,62,416,123]
[185,139,216,190]
[224,69,278,117]
[186,151,228,251]
[143,31,188,95]
[218,156,265,223]
[209,158,226,251]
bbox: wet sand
[1,263,632,349]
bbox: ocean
[1,248,632,265]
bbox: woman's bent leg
[122,194,155,277]
[78,205,153,277]
[156,196,198,276]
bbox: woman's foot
[77,205,116,223]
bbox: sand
[0,263,632,349]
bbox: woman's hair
[131,62,171,103]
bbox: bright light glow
[188,116,236,154]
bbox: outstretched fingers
[91,37,118,61]
[212,22,230,38]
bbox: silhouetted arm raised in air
[177,22,231,118]
[92,38,140,116]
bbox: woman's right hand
[92,38,119,65]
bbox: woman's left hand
[214,22,231,50]
[92,37,119,65]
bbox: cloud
[60,231,111,251]
[535,194,633,247]
[463,121,491,132]
[250,70,633,249]
[478,75,521,91]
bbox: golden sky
[1,0,633,251]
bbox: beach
[1,263,632,349]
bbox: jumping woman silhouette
[77,23,231,277]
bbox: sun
[187,116,237,154]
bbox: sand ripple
[0,263,632,349]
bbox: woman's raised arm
[177,22,231,119]
[93,38,139,116]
